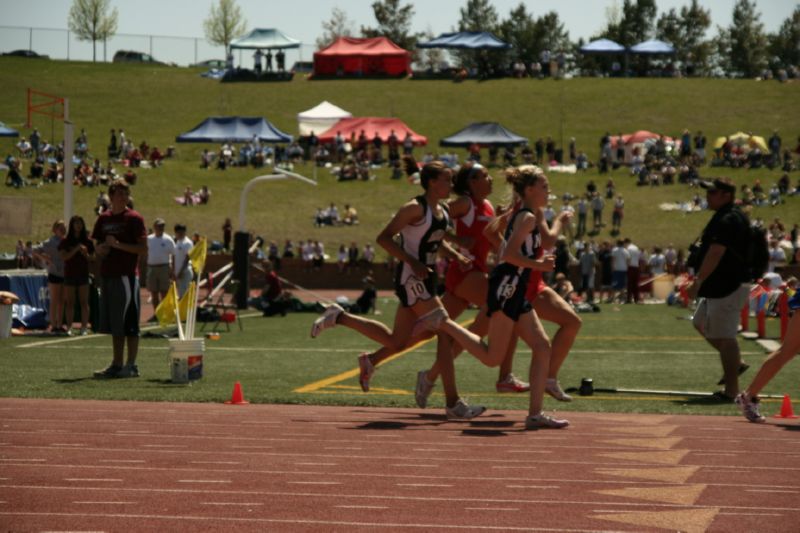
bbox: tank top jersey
[453,196,495,273]
[487,207,541,319]
[394,195,449,286]
[526,240,547,301]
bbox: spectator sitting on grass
[183,186,194,206]
[343,204,358,225]
[150,146,163,167]
[198,185,210,205]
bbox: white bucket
[0,304,12,339]
[169,338,204,384]
[652,274,675,301]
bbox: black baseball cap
[699,178,736,193]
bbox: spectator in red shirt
[59,215,95,335]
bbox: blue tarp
[0,121,19,137]
[176,117,293,143]
[417,31,511,50]
[579,39,626,54]
[630,39,675,54]
[440,122,528,147]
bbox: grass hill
[1,57,798,255]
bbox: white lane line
[365,435,400,438]
[50,443,86,447]
[335,505,389,510]
[190,461,242,465]
[280,434,317,437]
[390,464,438,468]
[64,478,123,482]
[466,507,519,512]
[287,481,341,485]
[492,466,540,470]
[296,462,337,466]
[413,448,449,452]
[0,458,45,462]
[397,483,453,488]
[508,450,552,454]
[73,501,136,505]
[324,447,362,450]
[115,430,152,434]
[142,444,186,448]
[231,445,271,449]
[746,489,799,494]
[98,459,145,464]
[203,502,263,506]
[506,485,553,489]
[694,452,738,456]
[177,480,232,484]
[719,512,783,516]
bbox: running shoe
[310,303,344,338]
[415,308,447,334]
[358,353,375,392]
[525,412,570,429]
[415,369,435,408]
[118,363,140,378]
[93,364,122,379]
[496,374,530,393]
[545,378,573,402]
[445,398,486,420]
[717,363,750,385]
[735,392,766,423]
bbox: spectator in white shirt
[625,238,642,303]
[768,240,787,273]
[173,224,194,298]
[146,218,176,311]
[610,239,630,303]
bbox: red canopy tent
[318,117,427,146]
[610,130,677,163]
[313,37,411,77]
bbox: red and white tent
[313,37,411,77]
[610,130,677,162]
[318,117,427,146]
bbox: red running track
[0,398,798,532]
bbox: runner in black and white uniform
[310,160,494,419]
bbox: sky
[0,0,796,66]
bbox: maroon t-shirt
[58,237,95,279]
[91,208,146,277]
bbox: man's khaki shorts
[692,284,750,340]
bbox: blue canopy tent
[230,28,300,50]
[579,38,626,54]
[0,121,19,137]
[630,39,676,55]
[176,117,292,143]
[440,122,528,147]
[417,31,511,50]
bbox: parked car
[192,59,226,69]
[113,50,165,65]
[2,49,48,59]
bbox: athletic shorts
[525,271,548,302]
[146,264,171,293]
[395,273,437,308]
[444,263,485,294]
[47,273,64,284]
[64,276,90,287]
[98,275,140,337]
[612,271,627,290]
[487,269,531,321]
[692,284,750,340]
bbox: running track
[0,398,798,532]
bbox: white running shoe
[411,308,447,337]
[735,392,766,423]
[358,353,375,392]
[415,370,435,408]
[545,378,573,402]
[310,303,344,338]
[445,398,486,420]
[525,412,570,429]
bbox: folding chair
[200,279,243,332]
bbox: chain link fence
[0,26,312,68]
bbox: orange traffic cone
[224,381,249,405]
[774,394,798,419]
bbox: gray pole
[149,35,153,57]
[63,99,74,223]
[29,27,32,51]
[67,30,70,60]
[194,38,198,65]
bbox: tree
[67,0,118,62]
[361,0,418,51]
[317,7,354,49]
[768,6,800,69]
[656,0,712,75]
[497,3,537,64]
[417,28,445,72]
[455,0,502,76]
[203,0,247,56]
[715,0,768,77]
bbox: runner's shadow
[461,428,511,437]
[353,420,409,430]
[52,377,93,384]
[775,423,800,431]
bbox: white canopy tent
[296,101,352,137]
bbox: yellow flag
[155,284,179,327]
[188,237,207,276]
[178,281,196,319]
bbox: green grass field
[1,57,798,254]
[0,302,795,416]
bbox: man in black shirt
[687,178,751,400]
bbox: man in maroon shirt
[91,179,148,378]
